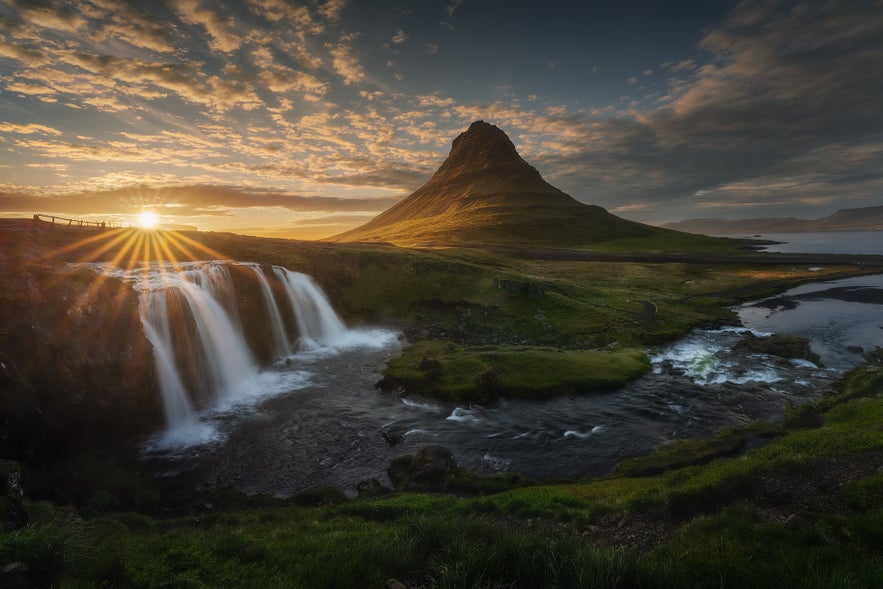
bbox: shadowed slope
[330,121,660,247]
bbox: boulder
[357,478,391,498]
[388,445,461,492]
[734,333,822,366]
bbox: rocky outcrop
[0,231,161,460]
[387,446,464,493]
[733,333,822,366]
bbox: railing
[32,214,123,230]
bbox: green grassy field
[4,222,883,587]
[4,350,881,588]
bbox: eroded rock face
[0,237,161,459]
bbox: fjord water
[738,231,883,370]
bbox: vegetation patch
[378,340,650,402]
[734,332,822,366]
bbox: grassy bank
[379,340,650,402]
[3,350,882,587]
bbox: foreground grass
[5,351,883,587]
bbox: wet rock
[386,580,407,589]
[847,345,864,354]
[380,425,405,446]
[388,445,461,492]
[357,479,391,498]
[734,333,821,366]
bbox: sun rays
[33,226,231,332]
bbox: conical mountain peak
[330,121,660,247]
[429,120,543,186]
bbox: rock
[847,345,864,354]
[380,425,405,446]
[386,580,407,589]
[357,479,391,498]
[783,513,806,529]
[419,355,441,375]
[734,333,822,366]
[0,562,28,588]
[388,445,460,492]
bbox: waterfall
[249,265,292,358]
[140,290,196,427]
[273,267,348,350]
[90,260,360,432]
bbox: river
[141,232,883,497]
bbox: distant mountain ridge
[664,206,883,234]
[330,121,662,247]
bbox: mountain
[329,121,660,247]
[664,206,883,235]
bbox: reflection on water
[737,273,883,371]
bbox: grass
[3,350,882,587]
[5,222,883,586]
[379,340,650,402]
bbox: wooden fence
[33,214,123,230]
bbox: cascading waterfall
[249,265,292,358]
[91,260,361,434]
[139,291,195,427]
[273,267,349,350]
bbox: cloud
[171,0,245,53]
[328,41,364,85]
[318,0,347,22]
[0,122,62,135]
[445,0,464,17]
[0,185,402,217]
[500,0,883,220]
[86,0,178,54]
[391,30,409,44]
[11,0,85,34]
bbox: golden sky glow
[1,1,881,238]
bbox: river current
[143,232,883,497]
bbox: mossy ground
[379,340,650,402]
[3,350,882,587]
[4,222,883,586]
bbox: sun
[136,211,159,229]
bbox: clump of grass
[615,421,784,477]
[379,340,650,402]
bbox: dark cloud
[539,0,883,219]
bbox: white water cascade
[90,260,367,437]
[273,267,349,350]
[249,265,292,358]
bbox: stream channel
[132,269,883,498]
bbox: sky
[0,0,881,238]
